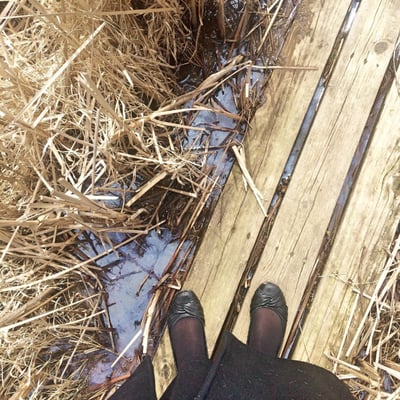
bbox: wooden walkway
[153,0,400,395]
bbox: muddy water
[88,83,249,385]
[86,229,190,384]
[85,0,299,386]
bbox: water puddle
[82,229,191,384]
[86,78,263,385]
[81,0,300,388]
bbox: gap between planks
[233,0,400,361]
[153,0,354,396]
[292,56,400,368]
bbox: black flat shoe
[250,282,288,335]
[167,290,205,331]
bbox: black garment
[198,333,354,400]
[110,332,355,400]
[109,355,156,400]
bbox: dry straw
[328,230,400,399]
[0,0,292,398]
[0,1,209,398]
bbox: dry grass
[0,1,213,398]
[329,229,400,399]
[0,0,293,398]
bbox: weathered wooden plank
[153,1,353,395]
[292,63,400,368]
[233,0,400,350]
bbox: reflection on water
[85,0,298,388]
[84,230,190,384]
[86,80,255,385]
[105,230,177,351]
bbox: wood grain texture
[292,62,400,367]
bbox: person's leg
[247,282,288,357]
[165,290,211,400]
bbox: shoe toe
[168,290,205,330]
[250,282,288,330]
